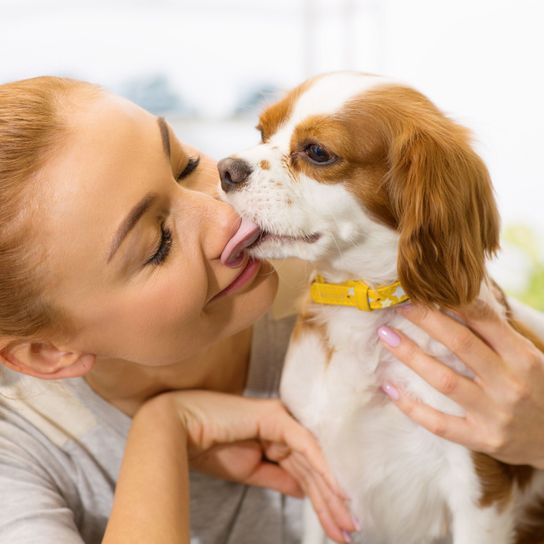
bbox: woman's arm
[378,302,544,468]
[103,392,357,544]
[103,395,190,543]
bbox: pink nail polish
[377,326,401,347]
[342,530,352,543]
[352,515,362,532]
[382,383,400,401]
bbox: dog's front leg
[280,326,336,544]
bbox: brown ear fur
[389,119,500,308]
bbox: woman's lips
[210,257,262,302]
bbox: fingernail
[382,383,400,401]
[377,326,401,347]
[342,530,352,543]
[352,515,362,532]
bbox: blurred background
[1,0,543,307]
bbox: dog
[218,71,544,544]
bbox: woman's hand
[106,391,357,544]
[168,391,358,543]
[378,302,544,468]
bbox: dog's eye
[304,144,336,165]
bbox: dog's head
[219,72,500,307]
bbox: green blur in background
[504,225,544,311]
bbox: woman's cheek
[123,272,209,364]
[150,266,207,328]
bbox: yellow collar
[310,275,410,311]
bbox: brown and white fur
[219,72,544,544]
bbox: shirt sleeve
[0,420,85,544]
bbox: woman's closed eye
[145,221,173,266]
[142,155,201,268]
[177,156,200,181]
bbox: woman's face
[37,90,277,365]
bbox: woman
[0,76,355,544]
[1,76,544,544]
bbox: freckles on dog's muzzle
[218,157,252,193]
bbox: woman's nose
[218,157,252,192]
[196,192,241,259]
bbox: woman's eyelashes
[176,156,200,181]
[143,155,199,267]
[146,222,173,266]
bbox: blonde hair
[0,76,99,338]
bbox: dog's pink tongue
[221,217,261,267]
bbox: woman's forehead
[35,94,167,269]
[63,92,157,150]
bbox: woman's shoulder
[0,369,127,541]
[0,368,128,447]
[0,368,129,489]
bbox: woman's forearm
[103,390,356,543]
[103,396,189,544]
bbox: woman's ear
[389,124,500,308]
[0,338,95,380]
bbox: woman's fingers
[382,388,479,449]
[393,304,541,404]
[261,403,347,499]
[243,461,304,498]
[371,302,544,467]
[378,324,485,410]
[262,410,358,541]
[459,300,540,365]
[290,450,356,532]
[396,305,503,384]
[282,453,354,543]
[191,439,303,498]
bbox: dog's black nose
[218,157,252,192]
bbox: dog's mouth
[221,217,320,267]
[249,230,321,250]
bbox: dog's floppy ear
[388,123,500,308]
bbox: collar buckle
[347,280,371,311]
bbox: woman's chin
[219,260,278,333]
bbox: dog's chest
[280,306,469,542]
[281,306,465,430]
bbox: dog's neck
[314,227,400,289]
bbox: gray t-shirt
[0,313,301,543]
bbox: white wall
[1,0,543,239]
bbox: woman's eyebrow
[107,119,171,264]
[107,192,159,263]
[157,116,171,159]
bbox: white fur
[272,72,388,150]
[280,292,515,544]
[222,72,541,543]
